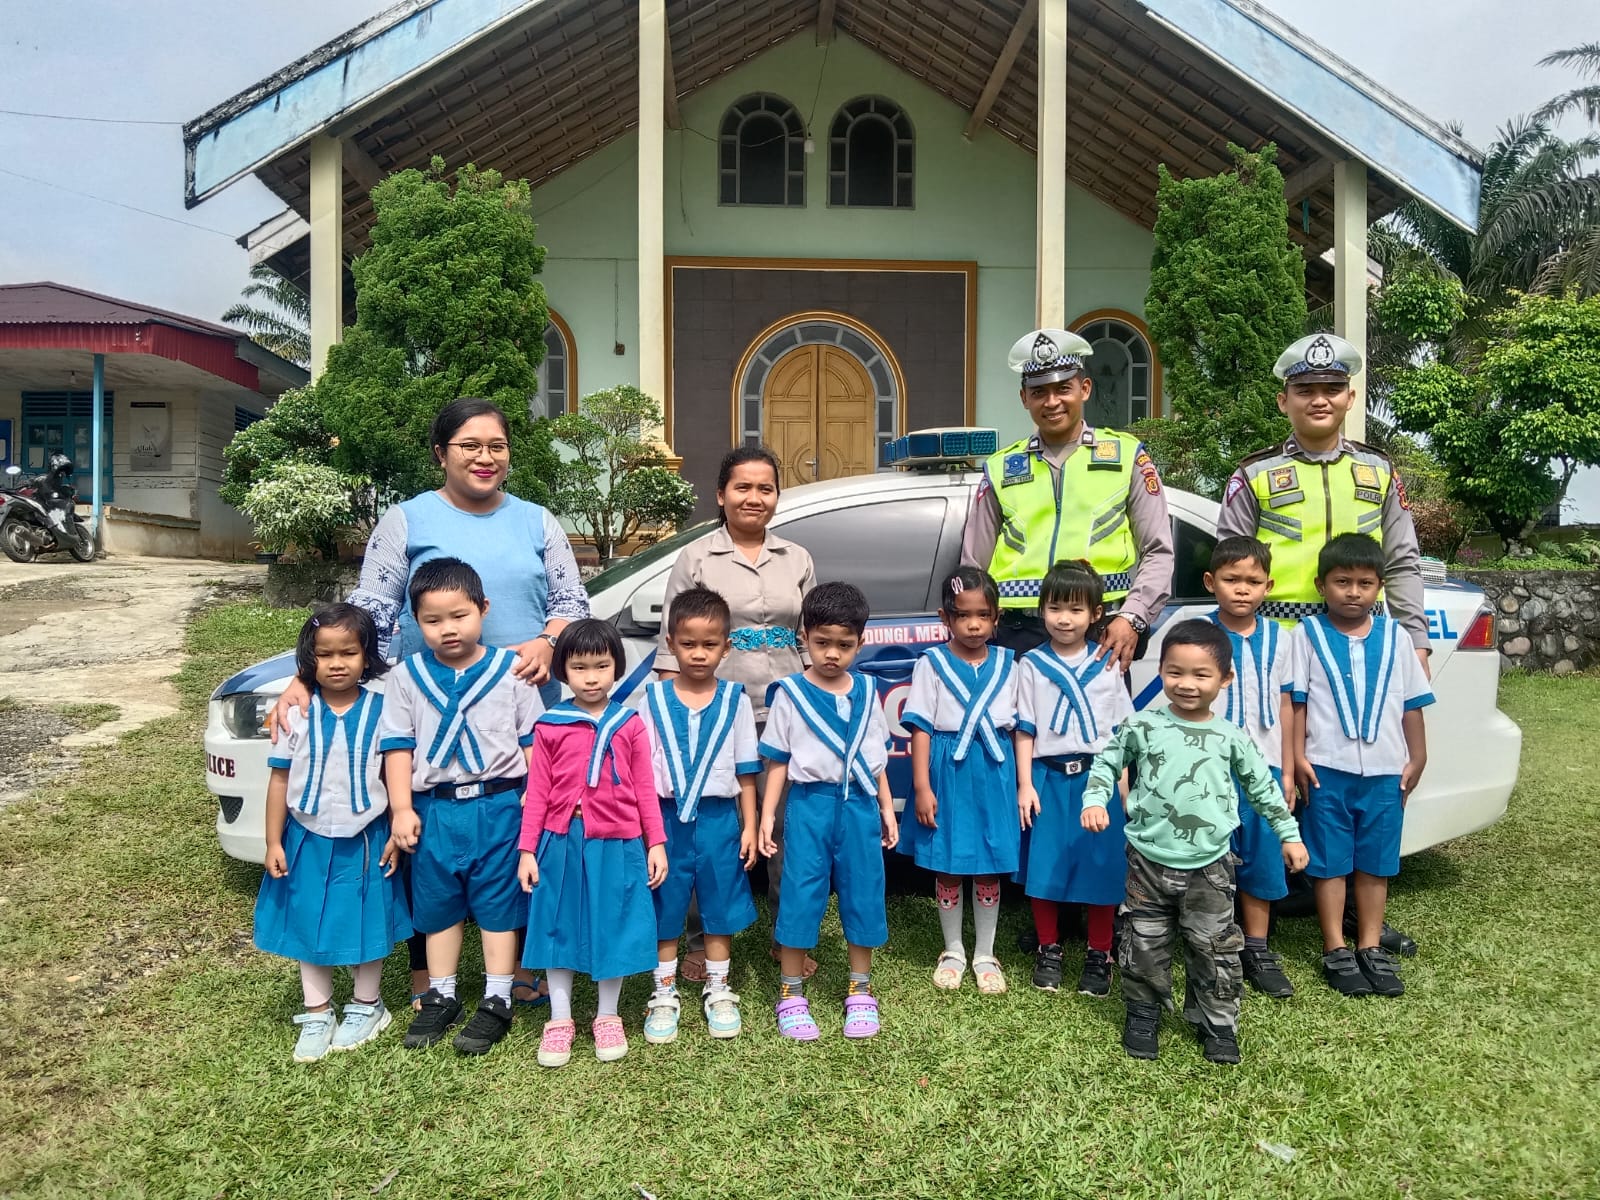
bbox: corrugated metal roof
[0,282,246,338]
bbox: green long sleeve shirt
[1083,709,1302,870]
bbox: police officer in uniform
[961,328,1173,668]
[1218,331,1424,957]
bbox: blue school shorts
[1300,766,1403,880]
[773,780,888,950]
[410,786,525,934]
[654,796,758,939]
[1232,766,1294,901]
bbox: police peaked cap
[1008,328,1093,386]
[1275,333,1362,383]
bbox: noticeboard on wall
[129,401,170,473]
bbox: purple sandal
[842,992,880,1039]
[776,996,820,1041]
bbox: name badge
[1354,488,1384,505]
[1001,452,1033,486]
[1268,465,1299,495]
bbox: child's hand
[1018,784,1041,830]
[379,836,401,877]
[739,826,759,872]
[264,843,288,878]
[1400,756,1426,803]
[758,814,778,860]
[646,844,669,889]
[1282,840,1309,873]
[1081,802,1110,833]
[1282,778,1298,814]
[1293,756,1320,798]
[914,786,938,829]
[518,849,540,892]
[391,808,422,851]
[879,806,899,851]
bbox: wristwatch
[1119,612,1150,635]
[538,633,558,648]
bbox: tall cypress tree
[1137,144,1307,497]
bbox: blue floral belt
[730,625,800,652]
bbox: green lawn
[2,606,1596,1199]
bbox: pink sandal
[775,996,820,1041]
[842,992,881,1039]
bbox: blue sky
[3,0,1595,515]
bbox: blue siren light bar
[883,427,998,468]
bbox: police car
[205,430,1521,864]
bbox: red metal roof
[0,281,247,338]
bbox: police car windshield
[582,519,719,595]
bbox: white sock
[935,878,966,956]
[546,968,575,1021]
[653,958,678,993]
[428,974,457,1000]
[596,976,623,1017]
[704,957,731,993]
[484,973,513,1003]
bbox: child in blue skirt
[519,619,669,1067]
[639,586,761,1043]
[902,567,1018,995]
[254,604,412,1063]
[1014,560,1133,997]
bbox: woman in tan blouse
[655,445,815,976]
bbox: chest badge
[1352,462,1380,490]
[1001,452,1034,486]
[1268,465,1299,495]
[1089,439,1122,468]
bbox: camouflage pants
[1118,847,1245,1033]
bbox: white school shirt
[902,646,1018,736]
[377,648,544,789]
[638,681,762,803]
[758,676,891,786]
[1290,617,1435,777]
[1014,646,1132,757]
[266,688,389,838]
[1210,622,1294,769]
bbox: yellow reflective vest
[984,431,1140,609]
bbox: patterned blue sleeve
[348,506,410,660]
[541,511,591,623]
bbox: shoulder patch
[1394,468,1411,510]
[1223,474,1248,506]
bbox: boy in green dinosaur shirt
[1082,619,1307,1064]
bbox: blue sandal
[511,979,550,1008]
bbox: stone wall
[1458,569,1600,674]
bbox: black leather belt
[1036,754,1093,777]
[417,776,527,800]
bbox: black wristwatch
[538,633,558,648]
[1119,613,1150,635]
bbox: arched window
[534,309,576,419]
[1071,311,1161,427]
[828,96,913,208]
[719,94,805,206]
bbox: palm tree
[222,265,311,367]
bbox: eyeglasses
[447,440,511,457]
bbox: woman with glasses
[271,395,589,1009]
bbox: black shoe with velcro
[1190,1019,1241,1065]
[1241,946,1295,998]
[1355,946,1405,997]
[403,989,464,1048]
[1032,943,1064,992]
[453,995,515,1055]
[1321,947,1374,997]
[1076,949,1112,997]
[1122,1002,1161,1060]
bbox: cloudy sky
[3,0,1596,511]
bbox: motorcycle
[0,453,97,563]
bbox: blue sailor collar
[774,673,878,800]
[1025,643,1112,742]
[539,699,635,787]
[296,688,383,816]
[923,644,1012,764]
[1206,612,1280,731]
[645,679,744,822]
[1302,614,1398,744]
[405,647,515,773]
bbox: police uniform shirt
[378,649,545,789]
[638,682,762,803]
[268,688,390,839]
[759,680,890,786]
[960,426,1174,623]
[1289,619,1435,778]
[1014,646,1133,757]
[903,648,1019,737]
[1217,436,1428,650]
[1210,625,1294,769]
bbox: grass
[1,611,1596,1198]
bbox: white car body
[206,471,1521,863]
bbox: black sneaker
[1241,946,1295,998]
[1345,913,1418,957]
[1321,947,1374,997]
[1076,949,1112,997]
[1032,943,1064,992]
[1191,1020,1241,1065]
[453,995,515,1055]
[403,989,464,1048]
[1355,946,1405,997]
[1122,1002,1161,1060]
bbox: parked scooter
[0,453,96,563]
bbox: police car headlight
[220,693,274,740]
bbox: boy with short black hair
[1291,533,1433,999]
[1082,619,1307,1064]
[758,581,899,1041]
[380,557,543,1056]
[1202,536,1299,999]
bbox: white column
[1035,0,1068,327]
[638,0,668,442]
[1333,158,1369,441]
[308,135,345,382]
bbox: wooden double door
[762,343,877,487]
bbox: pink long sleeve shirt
[519,715,667,851]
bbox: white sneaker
[330,1000,391,1051]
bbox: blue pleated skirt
[253,816,413,966]
[898,731,1021,877]
[521,817,658,980]
[1014,759,1127,905]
